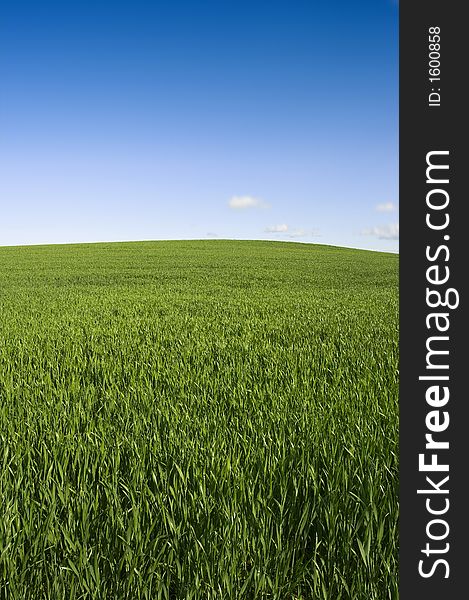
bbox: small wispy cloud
[362,222,399,240]
[265,224,288,233]
[288,228,308,238]
[376,202,397,213]
[264,224,320,238]
[287,228,321,239]
[228,195,270,210]
[206,232,219,238]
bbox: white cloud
[265,224,288,233]
[376,202,397,213]
[288,228,308,238]
[264,224,321,239]
[288,228,321,239]
[228,195,270,210]
[362,222,399,240]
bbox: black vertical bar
[400,2,466,598]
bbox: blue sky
[0,0,398,251]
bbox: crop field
[0,240,398,599]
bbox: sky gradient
[0,0,398,251]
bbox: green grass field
[0,240,398,599]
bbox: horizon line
[0,237,399,254]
